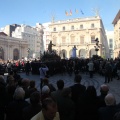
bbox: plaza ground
[18,72,120,104]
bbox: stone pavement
[19,72,120,104]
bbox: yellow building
[112,10,120,58]
[48,15,108,59]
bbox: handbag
[41,68,49,78]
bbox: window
[63,26,65,31]
[91,23,94,28]
[91,35,95,43]
[109,39,113,43]
[53,27,56,31]
[80,36,84,44]
[109,44,113,48]
[80,25,83,29]
[70,35,75,43]
[71,26,74,30]
[62,36,66,43]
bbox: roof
[112,10,120,24]
[0,32,8,36]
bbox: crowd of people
[1,58,120,120]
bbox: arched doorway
[61,49,67,59]
[13,49,19,60]
[79,49,86,58]
[90,49,96,58]
[0,47,4,60]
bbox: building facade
[106,30,114,59]
[0,33,28,60]
[49,16,109,59]
[42,22,51,51]
[3,23,44,58]
[112,10,120,58]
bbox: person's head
[74,74,82,83]
[100,84,109,95]
[62,87,71,97]
[57,79,64,90]
[42,98,57,120]
[13,87,25,100]
[42,85,50,94]
[30,91,41,105]
[22,78,30,88]
[105,93,116,106]
[30,80,35,88]
[43,78,49,85]
[86,85,97,98]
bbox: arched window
[13,48,19,60]
[80,36,84,44]
[62,36,66,43]
[70,35,75,44]
[71,25,74,30]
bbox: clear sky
[0,0,120,31]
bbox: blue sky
[0,0,120,30]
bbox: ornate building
[112,10,120,58]
[0,32,28,60]
[48,15,109,59]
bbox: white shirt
[39,66,49,79]
[87,62,94,71]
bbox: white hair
[13,87,25,100]
[105,93,116,106]
[42,85,50,94]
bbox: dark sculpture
[48,41,55,53]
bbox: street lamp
[27,48,30,59]
[85,43,89,58]
[94,38,100,55]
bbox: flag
[75,9,78,13]
[70,9,72,16]
[65,10,69,16]
[81,10,84,15]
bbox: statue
[48,41,55,53]
[72,45,77,58]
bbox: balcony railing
[54,42,87,46]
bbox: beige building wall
[49,16,108,59]
[0,35,28,60]
[112,10,120,58]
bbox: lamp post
[85,43,89,58]
[94,38,100,55]
[27,48,30,59]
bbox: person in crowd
[57,87,75,120]
[25,61,31,75]
[98,84,109,108]
[87,60,94,78]
[31,98,60,120]
[70,74,86,104]
[98,93,117,120]
[51,79,64,102]
[39,64,49,91]
[104,61,113,83]
[21,78,30,99]
[0,75,6,120]
[7,61,12,73]
[6,76,16,105]
[116,61,120,80]
[28,80,38,95]
[77,85,99,120]
[6,87,29,120]
[23,91,42,120]
[42,78,56,93]
[41,85,51,102]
